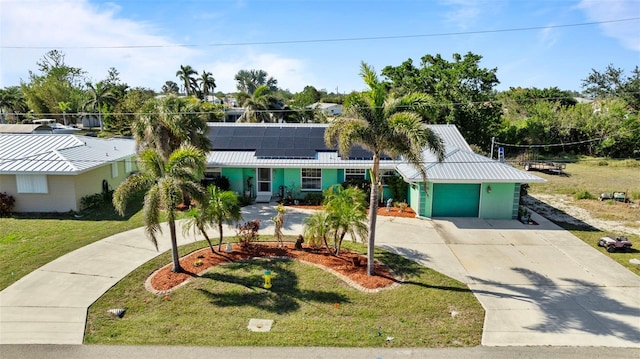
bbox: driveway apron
[377,213,640,347]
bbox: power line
[494,138,604,148]
[3,17,639,49]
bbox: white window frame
[380,170,397,186]
[111,162,119,178]
[301,168,322,191]
[125,157,133,173]
[16,174,48,193]
[344,168,366,182]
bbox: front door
[257,168,272,198]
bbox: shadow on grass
[197,260,350,314]
[523,195,600,232]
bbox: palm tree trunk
[218,222,224,251]
[199,224,215,253]
[169,220,184,273]
[366,155,380,276]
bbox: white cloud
[578,0,640,51]
[0,0,313,93]
[0,0,198,89]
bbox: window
[111,162,119,178]
[16,174,48,193]
[125,157,133,173]
[380,170,397,185]
[344,168,366,181]
[301,168,321,190]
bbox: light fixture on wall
[486,185,492,193]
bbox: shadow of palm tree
[197,259,349,314]
[376,246,431,277]
[470,267,640,343]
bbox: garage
[432,183,480,217]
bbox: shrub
[0,192,16,216]
[303,192,323,205]
[596,160,609,166]
[213,176,231,191]
[238,195,254,207]
[386,175,408,202]
[236,219,260,248]
[573,190,595,200]
[80,193,104,211]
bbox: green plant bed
[85,241,484,347]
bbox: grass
[0,193,145,291]
[84,240,484,347]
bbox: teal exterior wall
[221,168,244,195]
[408,182,432,218]
[321,169,340,191]
[478,182,520,219]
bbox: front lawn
[85,240,484,347]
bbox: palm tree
[323,184,368,256]
[58,101,71,125]
[198,71,216,99]
[237,85,273,123]
[176,65,198,96]
[0,86,27,124]
[182,185,243,253]
[113,146,206,273]
[162,81,180,95]
[132,95,210,161]
[303,210,331,250]
[84,81,116,131]
[325,62,446,276]
[234,69,278,94]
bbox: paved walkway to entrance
[1,205,639,347]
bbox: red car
[597,236,633,253]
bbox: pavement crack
[41,269,117,279]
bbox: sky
[1,0,639,95]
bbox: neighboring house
[308,102,343,116]
[0,134,137,213]
[204,123,544,219]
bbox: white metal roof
[396,125,545,184]
[0,134,136,175]
[206,150,398,169]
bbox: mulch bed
[148,243,398,294]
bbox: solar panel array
[208,125,377,159]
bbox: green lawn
[0,194,145,291]
[84,240,484,347]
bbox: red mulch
[291,205,417,219]
[149,243,397,293]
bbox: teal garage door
[432,183,480,217]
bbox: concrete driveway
[376,212,640,347]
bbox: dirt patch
[147,243,398,294]
[524,194,640,236]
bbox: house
[205,123,399,203]
[308,102,343,116]
[204,123,544,219]
[0,134,137,213]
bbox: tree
[382,52,502,149]
[582,64,640,110]
[182,185,243,253]
[21,50,85,121]
[176,65,198,96]
[132,95,210,161]
[162,81,180,95]
[113,145,206,273]
[84,81,116,131]
[57,101,71,125]
[234,69,278,94]
[111,87,155,136]
[198,71,216,99]
[237,84,274,123]
[322,184,368,256]
[325,62,445,276]
[0,86,27,123]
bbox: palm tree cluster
[0,86,27,123]
[325,62,446,276]
[303,185,368,256]
[175,65,216,100]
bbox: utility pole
[490,137,495,160]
